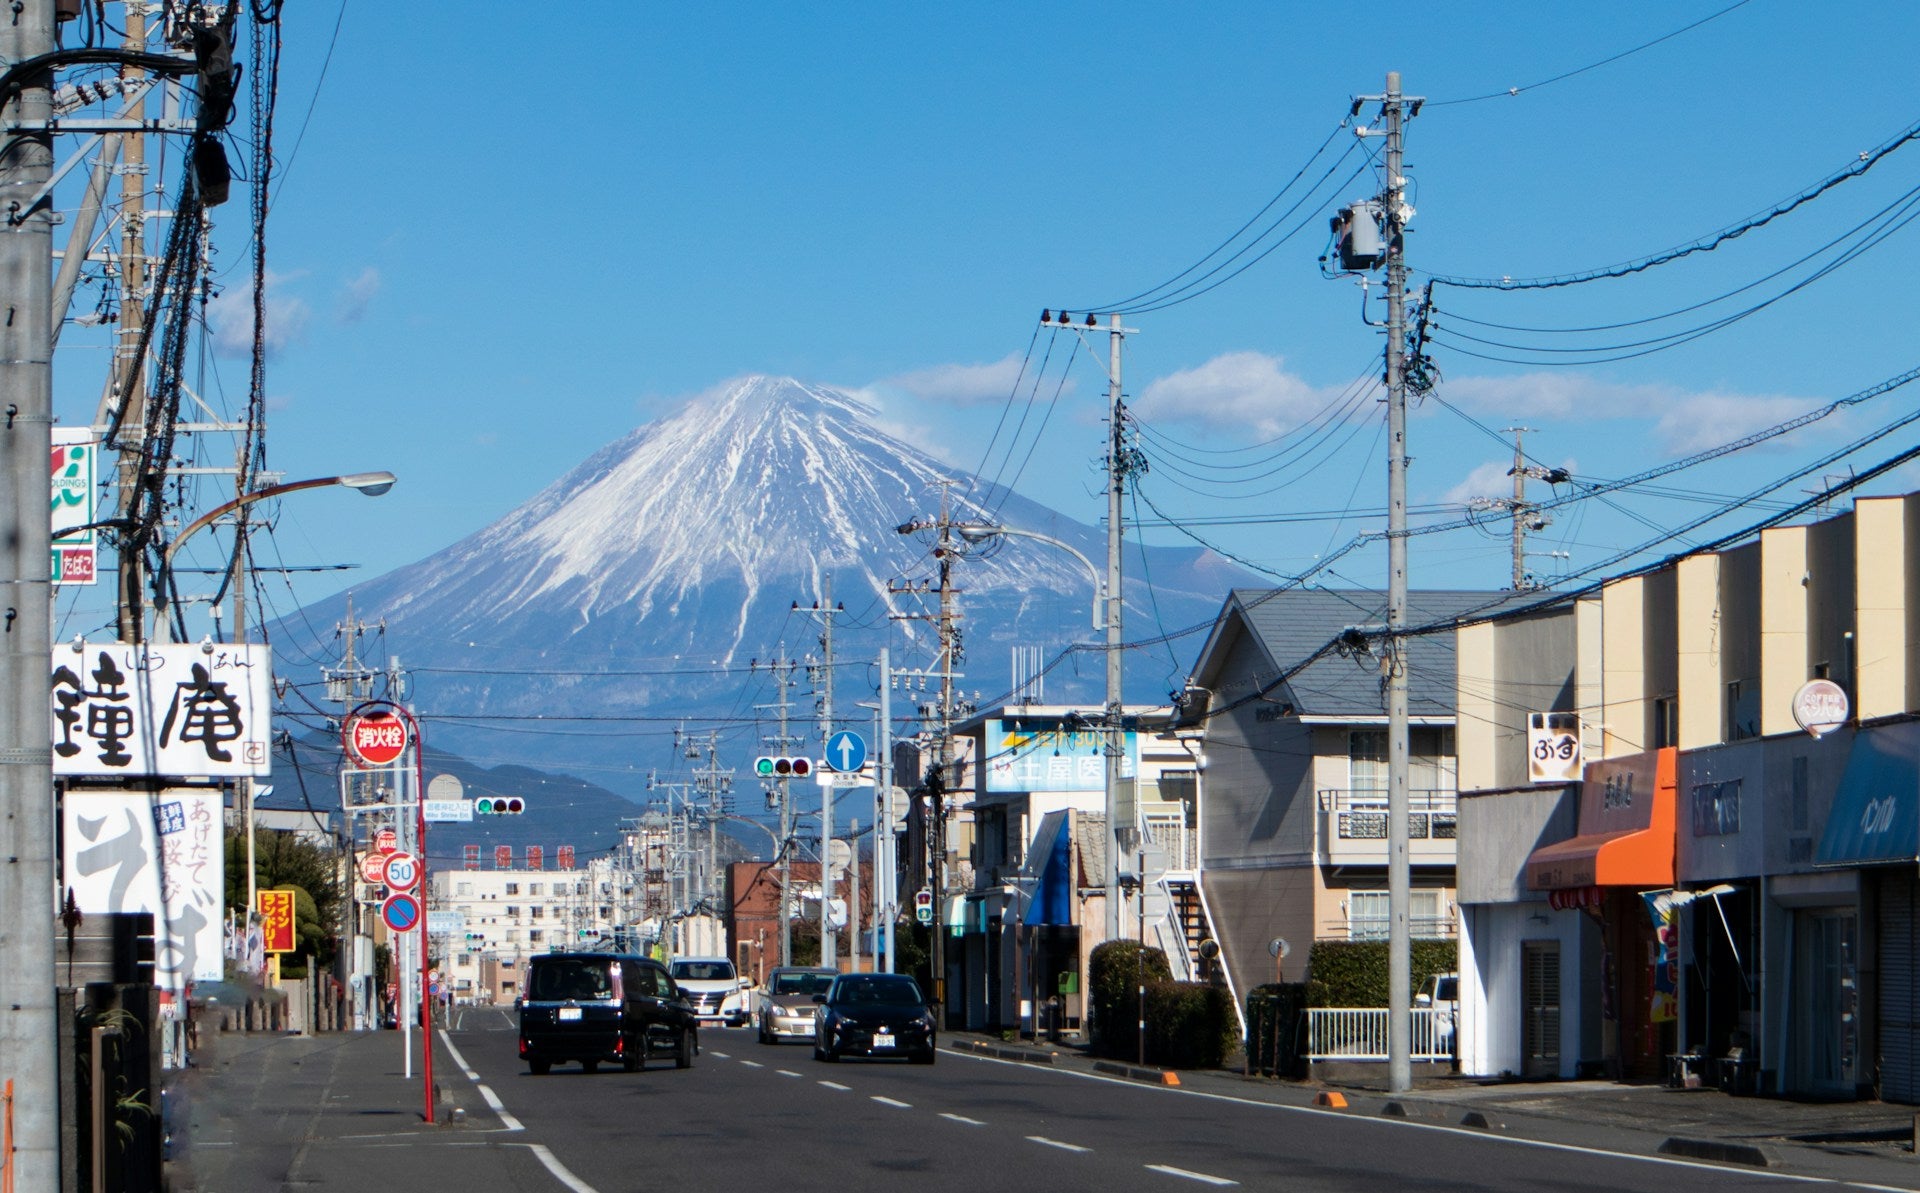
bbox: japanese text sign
[52,641,273,778]
[984,719,1136,794]
[63,789,224,986]
[258,889,296,953]
[51,429,97,586]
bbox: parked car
[811,973,936,1064]
[756,966,837,1044]
[518,952,697,1075]
[668,957,752,1026]
[1416,971,1459,1048]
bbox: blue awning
[1027,815,1074,927]
[1816,723,1920,868]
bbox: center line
[740,1060,764,1069]
[776,1070,802,1078]
[1147,1165,1237,1186]
[1027,1136,1091,1153]
[940,1113,986,1126]
[871,1096,913,1108]
[709,1051,729,1059]
[818,1081,851,1091]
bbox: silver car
[756,966,837,1044]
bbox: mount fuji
[276,376,1254,795]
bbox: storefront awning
[1816,722,1920,868]
[1525,747,1676,893]
[1020,811,1074,927]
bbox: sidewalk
[947,1031,1920,1186]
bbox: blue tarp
[1815,722,1920,868]
[1026,812,1074,927]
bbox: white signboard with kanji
[63,788,225,987]
[52,642,273,778]
[1527,711,1582,784]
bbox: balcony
[1317,787,1458,867]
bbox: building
[1455,491,1920,1099]
[1184,588,1509,1009]
[429,858,618,1004]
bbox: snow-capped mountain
[277,376,1252,794]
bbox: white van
[668,957,752,1026]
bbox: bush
[1143,981,1236,1069]
[1245,982,1308,1077]
[1304,939,1457,1007]
[1088,940,1171,1059]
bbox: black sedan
[811,973,936,1064]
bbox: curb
[950,1039,1058,1065]
[1657,1137,1778,1168]
[1092,1060,1181,1086]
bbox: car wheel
[529,1059,551,1076]
[581,1059,599,1074]
[676,1028,695,1070]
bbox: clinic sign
[52,642,273,778]
[983,717,1138,794]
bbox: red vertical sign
[258,889,296,953]
[557,845,575,870]
[526,846,543,872]
[464,845,480,870]
[493,845,512,870]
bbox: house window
[457,953,472,967]
[1349,731,1388,795]
[1348,890,1443,940]
[529,883,543,896]
[531,906,544,919]
[1726,680,1760,741]
[1653,697,1677,749]
[505,883,519,896]
[1691,779,1741,837]
[529,929,543,943]
[455,882,472,897]
[505,906,519,918]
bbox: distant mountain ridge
[275,376,1254,794]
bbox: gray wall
[1203,646,1314,869]
[1492,610,1578,791]
[1457,785,1576,905]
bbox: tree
[224,829,343,969]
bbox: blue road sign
[824,729,868,773]
[382,892,421,933]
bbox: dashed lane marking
[1147,1164,1238,1186]
[740,1061,764,1069]
[871,1096,913,1109]
[818,1081,851,1091]
[1027,1136,1091,1153]
[776,1070,802,1078]
[940,1113,987,1126]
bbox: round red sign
[374,827,399,855]
[344,708,409,767]
[359,853,387,883]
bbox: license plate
[873,1031,894,1048]
[558,1007,582,1021]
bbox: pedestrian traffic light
[753,756,813,778]
[475,797,525,815]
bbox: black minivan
[518,952,698,1074]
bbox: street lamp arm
[953,522,1106,632]
[162,471,397,569]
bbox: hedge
[1088,941,1233,1067]
[1244,982,1308,1078]
[1303,939,1457,1007]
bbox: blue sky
[52,1,1920,646]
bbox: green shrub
[1304,939,1457,1007]
[1088,940,1171,1058]
[1244,982,1308,1077]
[1143,981,1235,1069]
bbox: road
[433,1006,1813,1193]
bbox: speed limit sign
[382,851,420,892]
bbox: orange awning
[1525,746,1676,892]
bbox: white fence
[1306,1007,1455,1061]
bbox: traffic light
[475,797,525,815]
[753,756,813,778]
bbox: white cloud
[335,267,381,324]
[1134,351,1340,438]
[1442,459,1515,507]
[875,354,1041,408]
[1441,372,1822,456]
[207,271,311,358]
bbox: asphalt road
[440,1008,1819,1193]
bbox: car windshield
[670,960,736,982]
[528,958,614,1001]
[1435,977,1458,1000]
[772,972,834,996]
[831,976,923,1006]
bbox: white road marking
[1147,1164,1237,1186]
[437,1030,480,1081]
[940,1113,987,1126]
[952,1052,1920,1193]
[708,1051,729,1059]
[472,1084,523,1132]
[526,1143,600,1193]
[871,1096,913,1108]
[776,1069,802,1078]
[1027,1136,1091,1153]
[818,1081,851,1091]
[740,1060,764,1069]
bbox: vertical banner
[258,889,296,953]
[63,789,225,986]
[1643,890,1678,1023]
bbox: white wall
[1460,902,1585,1078]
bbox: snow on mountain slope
[277,376,1252,791]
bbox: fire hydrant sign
[343,706,409,768]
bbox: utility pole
[109,1,151,643]
[754,649,803,965]
[0,0,59,1182]
[1469,428,1568,590]
[1041,308,1136,944]
[1357,69,1422,1096]
[798,575,844,965]
[877,647,894,973]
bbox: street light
[952,523,1105,632]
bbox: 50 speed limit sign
[382,851,420,892]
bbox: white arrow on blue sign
[824,729,868,773]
